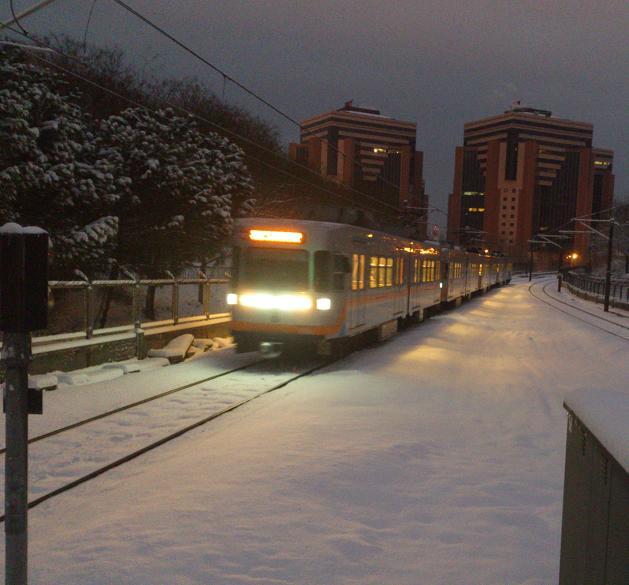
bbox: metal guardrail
[42,275,231,340]
[563,271,629,305]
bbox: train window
[378,257,386,288]
[352,254,359,290]
[396,257,404,286]
[385,258,393,287]
[314,251,332,291]
[369,256,378,288]
[242,248,309,289]
[421,259,434,283]
[352,254,365,290]
[359,255,365,289]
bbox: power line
[9,0,29,36]
[109,0,301,128]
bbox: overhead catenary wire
[9,0,29,36]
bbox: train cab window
[333,254,350,291]
[242,248,309,289]
[314,251,332,291]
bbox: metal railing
[563,271,629,306]
[40,273,230,340]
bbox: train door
[349,253,366,331]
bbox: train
[227,218,512,357]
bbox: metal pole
[528,246,533,282]
[3,332,31,585]
[603,220,614,312]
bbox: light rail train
[227,218,511,356]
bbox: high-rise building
[289,101,428,236]
[447,104,615,262]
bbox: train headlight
[316,297,331,311]
[226,293,238,305]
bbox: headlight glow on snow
[239,293,312,311]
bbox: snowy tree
[0,48,123,275]
[98,106,254,275]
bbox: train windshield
[240,248,309,290]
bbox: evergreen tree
[0,48,123,276]
[97,107,254,275]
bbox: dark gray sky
[4,0,628,228]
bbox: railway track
[0,358,265,456]
[0,357,330,522]
[528,280,629,342]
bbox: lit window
[369,256,378,288]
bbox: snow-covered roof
[564,389,629,472]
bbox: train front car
[228,219,350,357]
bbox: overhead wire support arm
[0,0,60,32]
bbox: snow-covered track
[528,281,629,342]
[0,359,330,523]
[0,359,265,456]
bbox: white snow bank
[192,338,215,351]
[56,366,124,386]
[102,357,169,374]
[147,333,194,362]
[564,388,629,472]
[212,336,233,349]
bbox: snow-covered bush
[0,48,124,275]
[98,107,254,274]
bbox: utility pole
[1,223,49,585]
[603,219,615,312]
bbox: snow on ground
[0,348,253,452]
[2,277,628,584]
[550,279,629,324]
